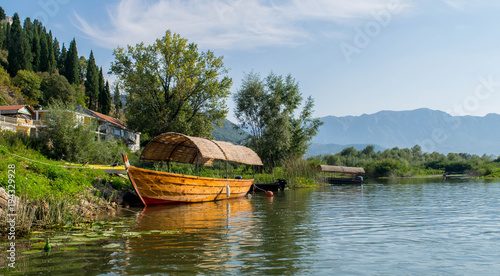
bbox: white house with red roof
[1,104,141,152]
[74,105,141,151]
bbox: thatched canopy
[140,132,263,166]
[317,165,365,174]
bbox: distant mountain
[307,143,386,157]
[313,108,500,155]
[212,120,248,144]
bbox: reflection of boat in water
[133,198,254,232]
[251,179,287,192]
[123,133,263,205]
[127,198,257,273]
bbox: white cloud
[74,0,413,50]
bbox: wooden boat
[317,165,365,185]
[123,132,263,206]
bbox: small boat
[251,178,287,192]
[123,132,263,206]
[317,165,365,185]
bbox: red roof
[83,108,128,129]
[0,105,35,114]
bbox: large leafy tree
[234,72,323,168]
[39,72,77,106]
[13,69,41,105]
[110,30,231,137]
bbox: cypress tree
[64,38,79,84]
[7,13,32,75]
[0,7,6,21]
[97,67,105,112]
[113,84,122,117]
[84,50,99,110]
[3,23,10,50]
[101,80,112,115]
[53,37,61,64]
[39,32,49,72]
[47,31,56,72]
[23,18,35,70]
[58,43,66,76]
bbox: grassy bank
[0,133,131,236]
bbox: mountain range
[214,108,500,156]
[313,108,500,156]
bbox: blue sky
[4,0,500,121]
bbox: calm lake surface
[4,178,500,275]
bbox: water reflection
[6,179,500,275]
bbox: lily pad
[102,243,122,249]
[60,247,80,251]
[22,250,43,254]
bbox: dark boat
[251,178,287,192]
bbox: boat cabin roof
[317,165,365,174]
[141,132,263,166]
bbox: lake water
[3,178,500,275]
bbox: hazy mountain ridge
[307,143,386,157]
[314,108,500,155]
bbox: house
[1,16,13,25]
[0,105,37,135]
[0,105,141,152]
[75,105,141,151]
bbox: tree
[64,38,79,84]
[84,51,99,110]
[113,84,123,117]
[99,79,112,115]
[0,7,5,21]
[46,31,56,72]
[39,72,77,106]
[7,13,32,75]
[53,37,60,68]
[110,30,231,137]
[234,72,323,168]
[13,69,41,105]
[58,43,66,74]
[97,67,111,114]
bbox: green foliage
[85,51,99,110]
[111,30,231,138]
[234,71,323,169]
[13,69,41,104]
[113,84,123,118]
[98,68,111,114]
[64,38,79,84]
[35,105,131,164]
[313,144,498,178]
[39,72,77,106]
[0,133,131,234]
[7,13,32,75]
[0,7,5,21]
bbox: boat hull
[127,166,254,205]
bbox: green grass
[0,133,131,236]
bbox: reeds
[0,191,116,236]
